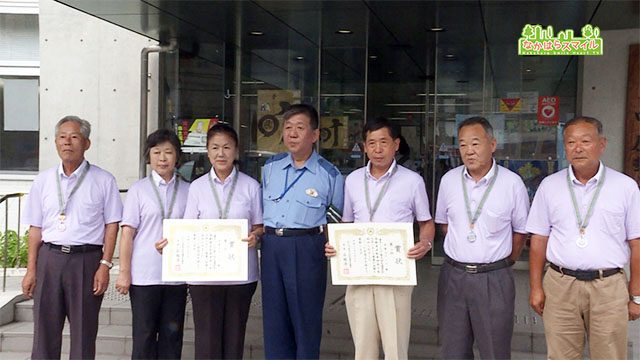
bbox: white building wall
[0,1,39,196]
[580,28,640,172]
[38,0,159,189]
[1,0,160,238]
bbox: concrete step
[0,321,361,359]
[0,321,153,355]
[0,352,131,360]
[15,300,135,328]
[0,348,560,360]
[0,349,547,360]
[11,300,549,355]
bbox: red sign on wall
[537,96,559,125]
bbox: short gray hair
[563,116,603,136]
[457,116,494,139]
[55,115,91,139]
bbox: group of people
[20,104,639,360]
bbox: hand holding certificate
[162,219,249,282]
[328,222,417,285]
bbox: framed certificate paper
[328,222,417,286]
[162,219,249,282]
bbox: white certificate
[162,219,249,282]
[328,222,417,286]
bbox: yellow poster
[257,90,301,153]
[182,118,217,147]
[320,116,349,149]
[499,98,522,113]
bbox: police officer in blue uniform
[261,104,344,359]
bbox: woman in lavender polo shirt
[115,129,190,359]
[184,123,263,359]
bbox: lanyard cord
[461,165,499,228]
[208,170,239,219]
[148,174,180,219]
[364,165,398,221]
[56,162,91,217]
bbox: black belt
[549,263,621,281]
[44,242,102,254]
[445,256,514,274]
[264,226,323,237]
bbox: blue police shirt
[262,151,344,228]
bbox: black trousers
[32,245,103,360]
[189,282,257,359]
[437,262,515,360]
[129,284,188,359]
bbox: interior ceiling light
[295,56,304,61]
[387,71,395,74]
[444,54,456,60]
[525,69,532,72]
[336,29,353,34]
[429,26,445,32]
[249,31,264,36]
[369,55,378,59]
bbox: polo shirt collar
[151,170,176,187]
[210,166,237,185]
[366,160,397,181]
[569,161,604,185]
[463,159,497,184]
[57,159,88,179]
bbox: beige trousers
[542,268,629,360]
[345,285,413,360]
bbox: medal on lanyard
[364,164,397,222]
[208,169,239,219]
[149,174,180,219]
[567,166,606,249]
[55,162,91,232]
[461,165,499,242]
[273,167,306,203]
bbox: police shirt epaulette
[317,157,340,177]
[265,152,288,165]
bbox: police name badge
[305,188,318,197]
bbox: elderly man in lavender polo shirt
[435,116,529,359]
[326,117,434,360]
[21,116,122,359]
[527,116,640,360]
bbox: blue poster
[497,159,558,201]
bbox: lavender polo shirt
[184,167,262,285]
[343,161,432,223]
[435,162,529,263]
[23,160,123,246]
[121,171,189,285]
[526,163,640,270]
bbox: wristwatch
[99,259,114,269]
[631,295,640,305]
